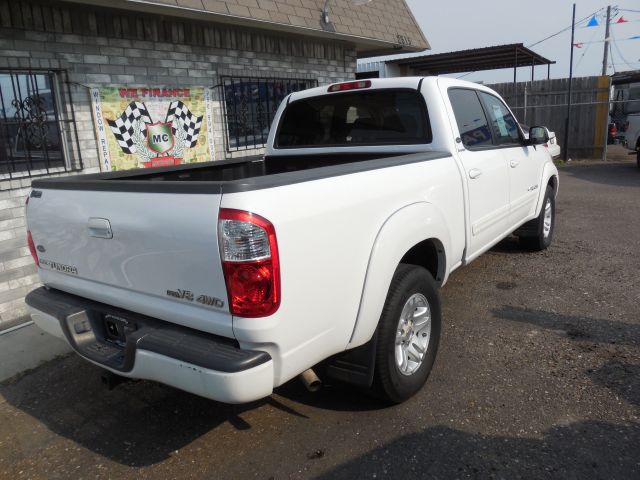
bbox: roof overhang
[611,70,640,86]
[62,0,428,57]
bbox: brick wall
[0,1,356,330]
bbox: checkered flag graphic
[107,102,152,154]
[165,101,203,148]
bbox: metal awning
[389,43,555,77]
[611,70,640,86]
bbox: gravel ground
[1,155,639,479]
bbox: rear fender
[348,202,450,349]
[535,163,559,216]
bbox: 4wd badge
[147,122,174,155]
[166,288,225,309]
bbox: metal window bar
[0,69,83,182]
[63,70,84,174]
[220,76,318,152]
[28,69,52,173]
[10,73,35,175]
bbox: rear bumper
[25,287,274,404]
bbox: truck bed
[32,151,450,194]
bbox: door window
[478,92,521,146]
[448,89,492,148]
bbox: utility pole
[601,5,611,76]
[563,3,576,161]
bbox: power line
[609,40,616,73]
[575,23,600,71]
[611,23,638,70]
[572,37,640,45]
[526,8,605,48]
[574,21,602,70]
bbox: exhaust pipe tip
[299,368,322,392]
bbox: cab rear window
[275,90,432,148]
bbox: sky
[370,0,640,83]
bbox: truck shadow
[488,235,528,254]
[0,355,383,467]
[318,421,640,479]
[0,355,310,467]
[274,380,386,412]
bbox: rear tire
[519,185,555,251]
[371,264,441,404]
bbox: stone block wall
[0,183,36,329]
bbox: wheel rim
[395,293,431,376]
[543,198,553,239]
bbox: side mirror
[529,126,549,145]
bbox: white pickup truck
[25,77,558,404]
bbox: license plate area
[103,314,132,347]
[64,310,128,369]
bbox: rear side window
[479,92,521,145]
[448,89,492,148]
[275,90,431,148]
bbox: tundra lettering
[39,259,78,275]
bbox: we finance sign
[90,86,216,171]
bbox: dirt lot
[1,156,639,479]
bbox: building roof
[387,43,554,75]
[74,0,429,56]
[611,70,640,86]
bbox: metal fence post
[563,3,576,161]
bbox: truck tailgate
[26,189,233,337]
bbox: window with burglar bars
[221,76,318,151]
[0,70,82,180]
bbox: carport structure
[364,43,555,84]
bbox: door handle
[510,159,520,168]
[469,168,482,179]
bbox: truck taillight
[328,80,371,92]
[27,230,39,267]
[218,209,280,318]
